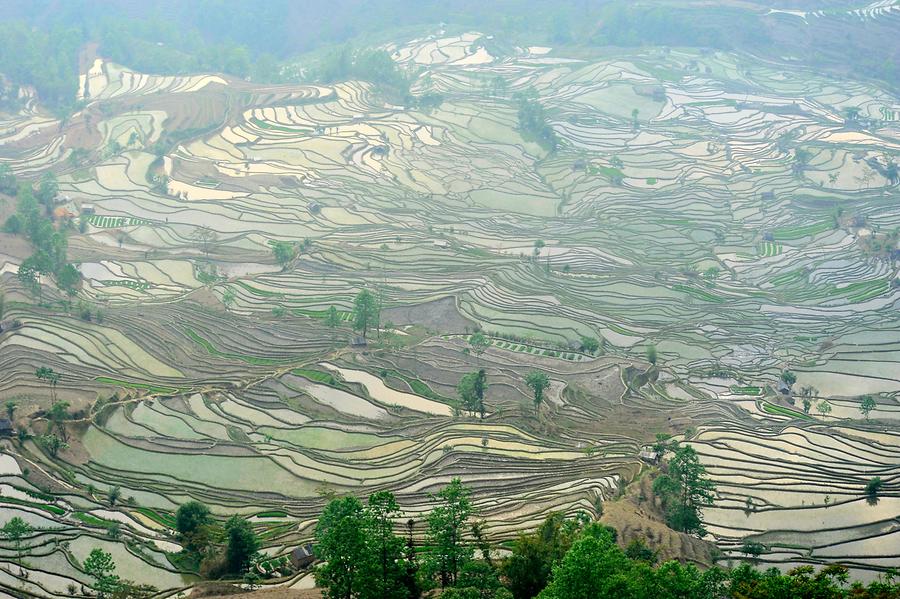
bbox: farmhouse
[0,419,14,437]
[289,544,315,569]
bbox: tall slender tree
[424,478,474,588]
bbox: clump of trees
[515,90,559,153]
[7,180,83,300]
[172,500,260,579]
[311,482,900,599]
[352,289,381,340]
[458,369,488,419]
[652,443,716,536]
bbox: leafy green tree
[781,370,797,388]
[176,501,213,552]
[468,332,491,360]
[315,495,371,599]
[56,263,82,296]
[35,366,61,403]
[624,539,657,564]
[272,240,297,269]
[192,226,217,257]
[816,400,832,416]
[860,395,876,419]
[36,172,58,206]
[108,485,122,506]
[84,547,120,597]
[503,513,584,599]
[47,400,69,440]
[457,370,487,419]
[352,289,380,340]
[865,477,883,506]
[326,305,342,344]
[5,400,16,421]
[1,516,32,565]
[0,163,16,195]
[38,433,67,457]
[225,516,259,574]
[525,371,550,410]
[652,444,716,536]
[579,336,600,354]
[424,478,473,588]
[646,345,658,365]
[366,491,407,599]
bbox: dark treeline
[0,1,897,111]
[310,478,900,599]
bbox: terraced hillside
[1,28,899,596]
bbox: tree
[860,395,876,420]
[191,226,218,257]
[108,485,122,506]
[84,547,120,597]
[36,172,58,206]
[741,541,765,561]
[457,370,487,419]
[222,288,236,308]
[5,400,16,421]
[816,400,832,416]
[781,370,797,388]
[0,163,16,195]
[315,495,371,599]
[325,305,342,344]
[176,501,212,553]
[579,336,600,354]
[1,517,32,566]
[624,539,657,564]
[646,345,658,365]
[47,400,69,440]
[503,513,584,599]
[652,444,716,536]
[532,239,545,262]
[424,478,473,588]
[352,289,380,340]
[56,262,82,295]
[36,366,61,403]
[225,516,259,574]
[366,491,407,599]
[38,433,67,457]
[468,332,490,361]
[525,371,550,410]
[272,240,297,269]
[865,477,883,506]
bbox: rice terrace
[0,1,899,597]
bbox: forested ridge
[0,0,897,112]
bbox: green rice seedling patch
[94,376,181,395]
[730,386,761,395]
[837,279,890,303]
[184,328,285,365]
[771,220,832,241]
[770,269,807,287]
[292,368,339,386]
[0,496,65,515]
[293,308,353,321]
[235,281,283,298]
[88,215,150,228]
[758,241,783,257]
[101,279,151,291]
[672,284,726,303]
[134,507,177,529]
[762,402,814,420]
[587,164,625,181]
